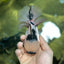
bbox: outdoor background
[0,0,64,64]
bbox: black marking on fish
[30,22,35,25]
[26,51,36,54]
[26,29,37,41]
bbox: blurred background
[0,0,64,64]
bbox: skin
[15,35,53,64]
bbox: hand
[15,35,53,64]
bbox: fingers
[15,42,25,62]
[17,42,23,49]
[39,36,52,51]
[15,49,23,62]
[15,35,27,63]
[17,42,25,54]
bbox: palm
[15,35,53,64]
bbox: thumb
[39,36,51,51]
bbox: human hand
[15,35,53,64]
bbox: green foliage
[42,13,64,32]
[0,48,18,64]
[43,0,64,15]
[0,8,19,39]
[0,0,14,14]
[34,0,64,15]
[12,0,34,10]
[50,31,64,60]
